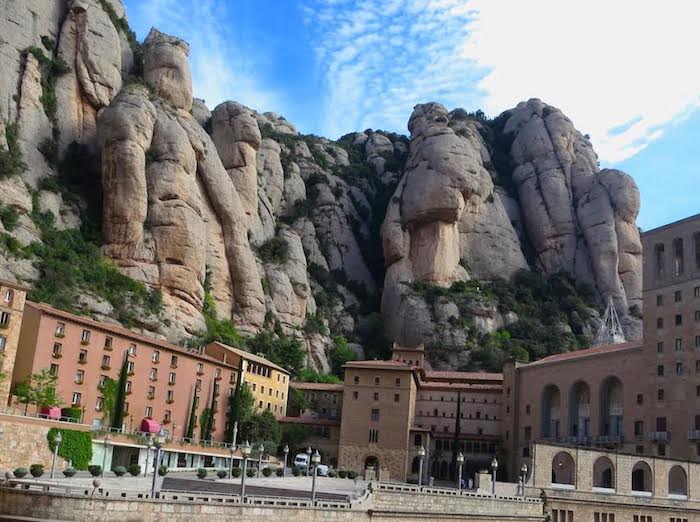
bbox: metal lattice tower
[593,296,626,346]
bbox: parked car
[294,453,309,471]
[315,464,329,477]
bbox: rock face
[0,0,644,372]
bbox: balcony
[647,431,670,442]
[688,430,700,440]
[595,435,623,444]
[563,436,591,445]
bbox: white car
[294,453,309,470]
[315,464,329,477]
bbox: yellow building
[204,342,289,417]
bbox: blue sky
[124,0,699,231]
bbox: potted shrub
[13,467,28,479]
[262,467,272,477]
[347,470,358,480]
[231,467,242,478]
[328,469,337,478]
[197,468,207,479]
[158,465,168,477]
[338,470,347,479]
[88,465,102,477]
[128,464,141,476]
[62,468,77,478]
[246,468,256,478]
[29,464,44,478]
[275,468,284,477]
[291,466,301,477]
[217,469,228,479]
[113,466,127,477]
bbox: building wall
[241,361,288,417]
[0,281,27,406]
[0,413,74,470]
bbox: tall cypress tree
[203,380,217,441]
[111,353,129,430]
[225,366,243,443]
[451,390,462,481]
[185,386,198,440]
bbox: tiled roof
[526,341,642,367]
[208,342,289,374]
[417,381,502,392]
[279,416,340,427]
[344,359,414,370]
[423,370,503,382]
[290,381,344,392]
[0,278,30,292]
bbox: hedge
[47,428,93,470]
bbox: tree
[99,377,119,426]
[281,423,312,450]
[14,368,62,413]
[201,380,218,441]
[225,366,244,443]
[185,388,198,440]
[329,336,356,378]
[199,407,212,440]
[246,329,305,377]
[111,354,128,430]
[297,368,342,384]
[241,410,281,454]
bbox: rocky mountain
[0,0,642,373]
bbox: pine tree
[202,380,217,441]
[111,354,128,430]
[185,387,198,440]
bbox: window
[52,342,62,357]
[148,386,155,399]
[696,385,700,397]
[696,286,700,298]
[125,381,132,393]
[95,397,103,411]
[101,354,111,369]
[75,370,84,384]
[394,393,400,402]
[78,349,87,363]
[71,392,81,405]
[197,362,204,374]
[373,392,379,401]
[673,237,684,275]
[551,510,573,522]
[657,365,664,376]
[369,429,379,443]
[675,314,683,326]
[371,409,380,421]
[196,379,202,390]
[657,416,667,431]
[657,318,664,329]
[374,377,380,385]
[657,341,664,353]
[128,343,136,356]
[230,372,236,384]
[3,289,13,305]
[167,390,174,402]
[353,376,359,384]
[149,368,158,381]
[251,383,256,391]
[145,406,153,417]
[696,335,700,349]
[675,338,683,351]
[50,363,59,376]
[0,335,5,352]
[55,322,65,336]
[676,362,684,375]
[152,351,160,363]
[164,410,171,422]
[124,402,129,413]
[636,445,644,454]
[104,336,112,349]
[593,513,615,522]
[637,394,644,405]
[81,329,91,343]
[524,426,532,441]
[170,355,178,368]
[126,360,134,374]
[656,295,663,306]
[670,518,688,522]
[658,443,666,456]
[168,372,176,384]
[675,290,682,302]
[655,243,665,276]
[353,391,358,400]
[525,405,531,414]
[98,375,107,387]
[658,388,665,401]
[261,385,264,394]
[696,311,700,322]
[0,311,10,327]
[634,421,644,436]
[395,377,400,386]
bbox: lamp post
[520,464,528,496]
[490,458,498,495]
[456,452,464,491]
[145,438,153,476]
[232,421,238,449]
[257,443,264,478]
[417,445,425,487]
[240,441,251,500]
[305,446,312,477]
[283,444,289,477]
[50,431,63,479]
[310,450,320,504]
[150,442,162,498]
[229,445,236,479]
[101,435,111,478]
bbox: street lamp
[417,445,425,488]
[310,450,321,504]
[101,435,112,478]
[283,444,289,477]
[150,442,162,498]
[257,443,264,478]
[50,431,63,479]
[229,445,236,480]
[145,438,154,477]
[240,440,251,500]
[305,446,312,477]
[490,458,498,495]
[456,452,464,491]
[520,464,528,496]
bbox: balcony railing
[563,436,591,445]
[647,431,670,441]
[594,435,623,444]
[688,430,700,440]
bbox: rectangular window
[395,377,401,386]
[658,388,665,401]
[373,392,379,401]
[634,421,644,436]
[152,351,160,363]
[81,329,91,343]
[658,443,666,456]
[677,362,684,375]
[0,311,10,327]
[126,360,134,373]
[196,379,202,390]
[656,294,663,306]
[696,310,700,322]
[164,410,171,421]
[50,363,59,376]
[230,372,236,384]
[353,391,359,400]
[53,342,62,357]
[72,392,81,405]
[128,343,137,356]
[145,406,153,417]
[125,381,132,393]
[657,365,664,376]
[675,314,683,326]
[696,286,700,298]
[696,335,700,348]
[675,290,682,302]
[167,390,174,402]
[353,376,359,384]
[169,372,176,384]
[171,355,178,368]
[75,370,84,384]
[124,402,129,413]
[657,318,664,329]
[78,349,87,363]
[0,335,5,352]
[102,355,111,369]
[55,322,65,336]
[524,426,532,440]
[149,368,158,381]
[148,386,155,399]
[676,338,683,351]
[371,409,380,421]
[636,394,644,405]
[261,385,264,394]
[197,362,204,374]
[657,341,664,353]
[96,397,103,411]
[369,428,379,443]
[104,336,112,349]
[98,374,107,388]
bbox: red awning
[140,418,161,433]
[42,406,61,420]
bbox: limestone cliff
[0,1,642,373]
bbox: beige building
[0,279,28,406]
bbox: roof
[641,212,700,236]
[0,278,30,292]
[208,342,290,374]
[279,416,340,427]
[417,381,502,393]
[27,301,238,370]
[525,341,642,367]
[423,370,503,382]
[290,381,344,392]
[344,359,414,371]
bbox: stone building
[0,279,28,406]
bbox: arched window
[631,461,653,494]
[600,376,623,437]
[673,238,684,276]
[654,243,665,277]
[668,465,688,497]
[569,381,591,438]
[551,451,575,485]
[3,289,13,306]
[541,384,561,438]
[592,456,615,489]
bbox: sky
[124,0,700,231]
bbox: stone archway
[592,456,615,489]
[551,451,575,485]
[631,461,652,493]
[668,465,688,497]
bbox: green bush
[292,466,302,477]
[62,468,77,478]
[128,464,141,476]
[257,236,289,264]
[47,429,93,470]
[347,470,358,479]
[275,468,284,477]
[337,470,347,479]
[217,469,228,479]
[113,466,127,477]
[246,468,256,478]
[13,467,28,478]
[0,123,27,180]
[262,467,272,477]
[196,468,207,479]
[60,406,82,422]
[0,205,19,231]
[29,464,44,478]
[328,469,337,478]
[88,465,102,477]
[158,465,168,477]
[231,467,242,478]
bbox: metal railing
[688,430,700,440]
[370,481,541,504]
[647,431,670,441]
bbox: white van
[294,453,309,470]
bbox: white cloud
[132,0,282,113]
[305,0,700,162]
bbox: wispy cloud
[304,0,700,162]
[131,0,282,113]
